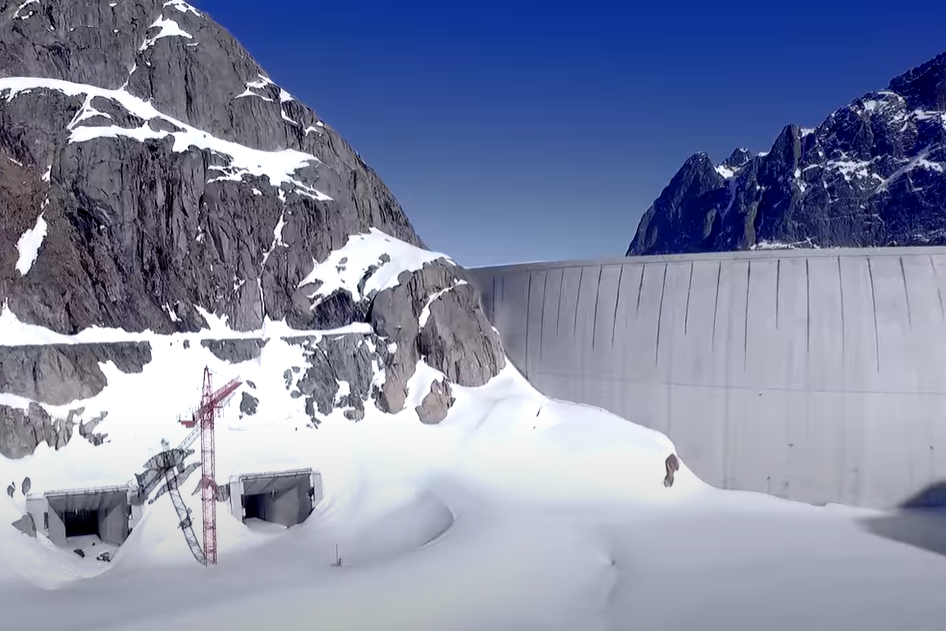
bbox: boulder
[416,379,455,425]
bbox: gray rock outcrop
[201,339,267,364]
[0,343,152,405]
[369,262,506,413]
[0,0,421,334]
[0,402,71,458]
[0,0,507,458]
[287,334,376,424]
[11,513,36,538]
[416,379,455,424]
[239,392,258,416]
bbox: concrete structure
[469,246,946,509]
[26,484,142,547]
[228,469,322,528]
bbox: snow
[279,89,294,103]
[14,212,47,276]
[298,228,454,302]
[751,237,820,251]
[163,0,202,17]
[0,301,371,346]
[260,209,288,265]
[2,212,946,630]
[2,355,946,629]
[67,95,113,129]
[235,89,273,102]
[235,74,277,101]
[876,150,945,193]
[715,164,736,179]
[139,16,193,51]
[827,158,884,184]
[13,0,38,20]
[0,77,329,197]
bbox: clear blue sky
[193,0,946,268]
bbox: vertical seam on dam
[655,264,668,365]
[491,276,497,321]
[775,259,781,330]
[636,264,645,314]
[525,272,533,376]
[805,259,811,354]
[611,265,624,348]
[743,261,751,371]
[712,261,721,351]
[684,261,694,335]
[539,272,548,360]
[867,258,880,372]
[555,268,565,337]
[573,267,584,337]
[592,267,603,350]
[900,256,912,328]
[931,255,945,321]
[838,257,845,361]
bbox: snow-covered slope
[3,355,946,631]
[2,4,945,629]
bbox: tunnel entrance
[232,469,321,529]
[42,487,133,548]
[62,509,100,538]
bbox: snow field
[1,230,946,630]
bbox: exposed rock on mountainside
[416,378,455,425]
[628,51,946,256]
[0,0,505,458]
[0,343,151,405]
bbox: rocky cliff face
[628,51,946,256]
[0,0,506,459]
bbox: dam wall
[468,247,946,509]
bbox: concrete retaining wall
[469,246,946,509]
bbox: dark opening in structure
[63,509,99,538]
[239,472,314,528]
[45,488,131,547]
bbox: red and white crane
[178,366,242,566]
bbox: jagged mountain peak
[888,50,946,112]
[628,49,946,256]
[0,0,507,454]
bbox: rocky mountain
[0,0,505,459]
[628,51,946,256]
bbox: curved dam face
[468,247,946,509]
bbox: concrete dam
[468,246,946,509]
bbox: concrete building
[25,484,143,548]
[228,469,322,528]
[469,246,946,510]
[27,468,323,548]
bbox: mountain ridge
[628,50,946,256]
[0,0,506,459]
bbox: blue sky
[194,0,946,268]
